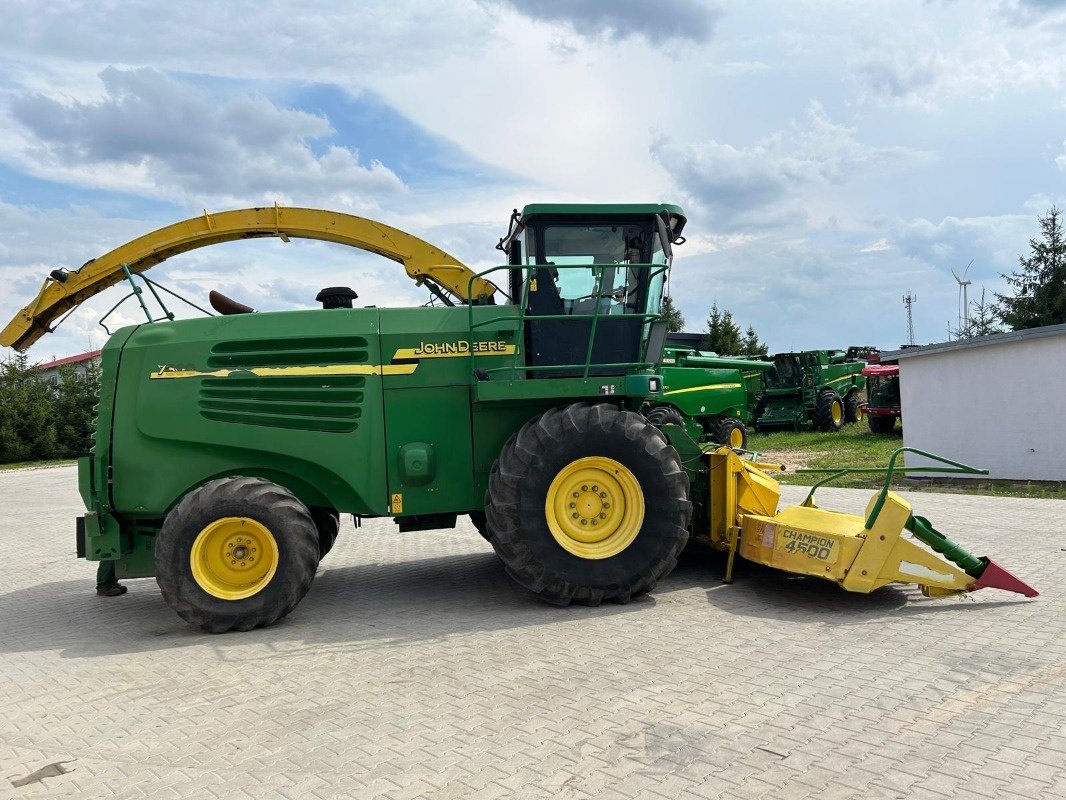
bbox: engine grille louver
[198,338,369,432]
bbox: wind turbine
[952,260,973,335]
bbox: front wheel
[155,477,320,633]
[844,394,863,424]
[486,403,691,606]
[712,417,748,450]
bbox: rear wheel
[712,417,748,450]
[644,405,686,428]
[486,403,691,606]
[155,477,320,633]
[844,394,863,424]
[868,414,896,434]
[815,390,844,432]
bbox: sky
[1,0,1064,361]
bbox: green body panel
[757,350,867,429]
[80,293,665,566]
[654,347,769,426]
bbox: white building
[884,324,1066,480]
[35,350,101,386]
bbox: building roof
[36,350,102,371]
[883,323,1066,361]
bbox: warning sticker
[760,523,777,548]
[777,528,838,564]
[391,493,403,514]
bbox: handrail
[466,262,666,381]
[796,447,988,520]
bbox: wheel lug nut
[571,513,579,519]
[591,519,598,525]
[569,502,576,509]
[580,519,588,525]
[599,513,606,519]
[581,484,588,491]
[599,492,607,498]
[603,503,610,509]
[572,491,579,498]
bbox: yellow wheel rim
[545,456,644,560]
[831,399,843,425]
[190,517,280,600]
[729,426,744,449]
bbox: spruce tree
[703,302,743,355]
[997,207,1066,330]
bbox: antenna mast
[903,293,917,345]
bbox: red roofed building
[35,350,102,385]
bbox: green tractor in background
[643,345,773,451]
[754,347,873,432]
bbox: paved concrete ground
[1,465,1063,800]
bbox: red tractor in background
[862,353,902,433]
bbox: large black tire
[155,477,320,633]
[711,417,747,451]
[486,403,691,606]
[844,393,863,424]
[310,507,340,559]
[868,414,896,434]
[815,389,844,432]
[644,405,686,428]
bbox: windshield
[529,224,651,315]
[766,355,802,388]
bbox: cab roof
[520,203,686,233]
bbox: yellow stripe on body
[663,382,743,396]
[150,363,418,380]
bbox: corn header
[676,440,1038,599]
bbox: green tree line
[0,353,99,464]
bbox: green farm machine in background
[645,345,772,451]
[1,205,1036,632]
[754,347,873,432]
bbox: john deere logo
[393,340,517,360]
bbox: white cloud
[483,0,722,44]
[0,2,491,84]
[859,238,891,253]
[5,68,405,209]
[854,4,1066,108]
[651,101,931,229]
[1057,141,1066,170]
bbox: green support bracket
[83,511,123,561]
